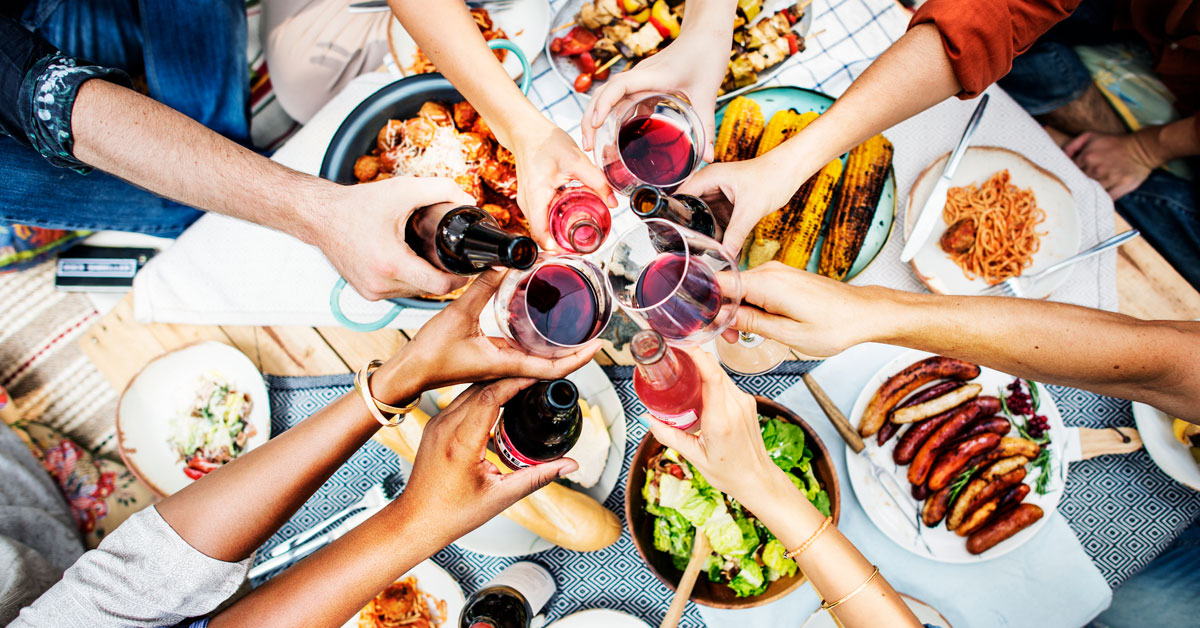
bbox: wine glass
[495,255,613,358]
[593,92,705,195]
[604,219,789,374]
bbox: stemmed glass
[593,92,705,195]
[604,219,790,374]
[495,255,613,358]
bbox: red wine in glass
[549,185,611,254]
[634,251,721,341]
[631,330,703,432]
[605,114,696,190]
[508,264,605,349]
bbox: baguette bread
[373,407,622,552]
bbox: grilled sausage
[940,218,977,254]
[922,485,953,527]
[994,483,1032,515]
[879,381,965,446]
[967,504,1044,554]
[982,456,1030,482]
[926,432,1002,491]
[894,409,955,465]
[956,497,1000,536]
[961,416,1012,440]
[860,357,981,437]
[972,468,1027,510]
[892,383,982,424]
[946,478,987,531]
[996,437,1041,459]
[907,397,999,486]
[912,482,930,501]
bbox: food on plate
[553,1,807,94]
[818,133,896,279]
[891,383,982,424]
[860,356,981,438]
[1172,418,1200,464]
[776,157,843,270]
[373,406,622,551]
[169,374,255,480]
[938,169,1047,285]
[408,8,508,75]
[357,575,447,628]
[860,357,1056,555]
[641,414,829,597]
[965,503,1043,554]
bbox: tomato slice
[666,463,686,480]
[183,467,205,480]
[786,33,799,56]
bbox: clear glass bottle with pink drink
[631,329,703,433]
[548,183,611,254]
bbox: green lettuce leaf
[761,418,806,471]
[658,474,718,527]
[704,554,724,582]
[762,539,798,581]
[810,489,832,517]
[729,558,768,597]
[735,517,761,555]
[702,505,749,556]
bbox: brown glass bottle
[405,203,538,276]
[630,185,722,241]
[460,562,555,628]
[494,379,581,470]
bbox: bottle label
[494,422,539,470]
[649,409,699,430]
[487,562,556,615]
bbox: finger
[647,419,703,462]
[570,156,618,207]
[1109,181,1138,201]
[731,305,799,347]
[581,79,626,150]
[506,339,603,380]
[399,176,476,209]
[1064,132,1093,159]
[695,104,717,164]
[522,184,558,250]
[495,457,578,504]
[394,250,470,299]
[589,76,638,132]
[452,267,505,317]
[720,327,740,344]
[444,377,534,425]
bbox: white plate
[801,593,952,628]
[905,146,1081,297]
[116,341,271,497]
[341,559,465,628]
[547,0,811,101]
[548,608,651,628]
[845,349,1068,563]
[388,0,551,79]
[399,360,627,556]
[1133,402,1200,492]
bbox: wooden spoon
[660,529,712,628]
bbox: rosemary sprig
[1030,447,1053,495]
[1025,378,1041,412]
[946,465,978,509]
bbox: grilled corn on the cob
[755,110,817,156]
[777,158,844,269]
[745,110,821,267]
[714,97,764,162]
[818,134,894,279]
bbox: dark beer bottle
[405,203,538,276]
[460,562,556,628]
[630,185,723,241]
[494,379,581,471]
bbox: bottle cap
[630,329,668,365]
[544,379,579,411]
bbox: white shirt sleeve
[9,505,250,628]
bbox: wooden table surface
[80,214,1200,392]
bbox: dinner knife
[899,93,990,263]
[248,504,384,579]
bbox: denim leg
[31,0,144,73]
[1089,518,1200,628]
[1115,171,1200,291]
[0,136,202,237]
[998,42,1094,116]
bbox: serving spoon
[660,530,712,628]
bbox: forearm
[208,494,448,628]
[677,0,738,45]
[70,79,335,246]
[156,352,429,561]
[1138,115,1200,165]
[872,289,1200,422]
[388,0,547,149]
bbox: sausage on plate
[927,432,1002,491]
[996,436,1042,460]
[966,503,1044,554]
[922,485,953,527]
[961,416,1012,440]
[946,478,987,531]
[907,397,998,486]
[982,455,1030,482]
[891,383,982,424]
[860,357,981,437]
[879,381,965,446]
[993,483,1032,515]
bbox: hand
[313,176,475,300]
[1065,131,1158,200]
[580,36,728,162]
[511,120,616,250]
[677,154,808,253]
[718,262,884,358]
[375,267,601,397]
[400,378,579,542]
[645,348,779,504]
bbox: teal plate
[712,86,897,281]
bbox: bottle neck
[527,380,579,421]
[426,206,537,274]
[635,345,684,391]
[631,187,717,239]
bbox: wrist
[370,348,429,407]
[288,176,340,247]
[492,106,553,152]
[863,286,926,346]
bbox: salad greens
[642,415,830,597]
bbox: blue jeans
[1088,518,1200,628]
[1,0,248,237]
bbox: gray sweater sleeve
[8,506,250,628]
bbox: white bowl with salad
[624,396,839,608]
[117,341,270,496]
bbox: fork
[348,0,515,13]
[978,229,1140,297]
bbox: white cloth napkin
[698,342,1112,628]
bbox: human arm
[725,263,1200,423]
[646,351,921,628]
[1065,115,1200,199]
[387,0,615,249]
[580,0,739,162]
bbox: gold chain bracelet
[821,565,880,611]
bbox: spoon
[660,529,712,628]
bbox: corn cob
[776,157,844,269]
[818,134,894,279]
[745,110,820,267]
[714,97,764,162]
[756,110,817,156]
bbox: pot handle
[330,278,404,332]
[488,39,532,94]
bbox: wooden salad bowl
[625,396,841,609]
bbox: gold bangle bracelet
[354,360,419,427]
[821,565,880,611]
[784,516,832,559]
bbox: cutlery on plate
[348,0,514,13]
[900,93,990,263]
[978,229,1140,297]
[266,478,400,558]
[801,373,934,554]
[659,529,711,628]
[249,502,386,579]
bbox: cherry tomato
[666,463,686,480]
[183,467,205,480]
[573,51,597,74]
[573,72,594,92]
[595,65,611,81]
[785,33,799,56]
[549,37,564,54]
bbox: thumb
[647,419,702,462]
[695,103,717,164]
[570,156,618,207]
[721,210,757,256]
[496,457,578,502]
[401,176,476,209]
[396,249,469,298]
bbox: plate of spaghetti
[905,146,1080,297]
[346,560,464,628]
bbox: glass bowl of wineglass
[594,92,706,196]
[605,219,790,374]
[495,255,613,358]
